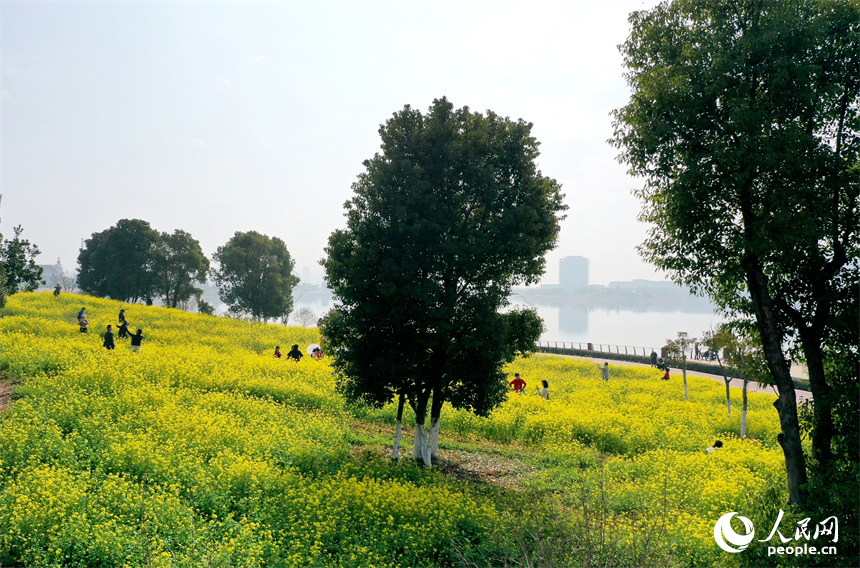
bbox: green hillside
[0,293,795,567]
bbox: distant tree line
[76,219,300,321]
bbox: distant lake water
[525,300,722,352]
[286,292,722,353]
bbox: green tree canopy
[77,219,159,303]
[611,0,859,508]
[1,225,44,296]
[211,231,300,322]
[322,97,566,465]
[151,229,210,309]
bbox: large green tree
[1,226,44,295]
[151,229,210,309]
[77,219,159,303]
[211,231,299,322]
[322,97,566,465]
[611,0,859,508]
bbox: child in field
[706,440,723,455]
[509,373,526,394]
[79,315,89,333]
[117,320,130,339]
[662,368,670,380]
[274,346,282,358]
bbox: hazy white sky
[2,0,665,286]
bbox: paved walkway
[537,353,814,404]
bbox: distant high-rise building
[559,256,589,291]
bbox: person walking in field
[537,379,549,399]
[103,325,115,350]
[509,373,526,394]
[54,284,61,297]
[117,320,130,339]
[129,329,144,353]
[118,309,127,325]
[77,307,86,322]
[79,315,89,334]
[287,344,303,362]
[597,362,610,381]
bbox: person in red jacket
[509,373,526,394]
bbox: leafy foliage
[77,219,160,303]
[323,98,566,461]
[611,0,859,507]
[77,220,212,311]
[151,229,210,308]
[0,226,44,305]
[211,231,300,322]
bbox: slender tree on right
[666,331,696,401]
[612,0,859,507]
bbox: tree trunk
[429,389,444,460]
[682,360,689,401]
[392,393,405,459]
[716,355,731,417]
[741,379,749,437]
[799,327,834,473]
[745,258,808,506]
[725,379,732,417]
[411,389,432,466]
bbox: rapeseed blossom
[0,292,787,567]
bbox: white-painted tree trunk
[429,416,440,460]
[413,422,431,465]
[724,380,732,417]
[392,420,403,459]
[683,368,689,401]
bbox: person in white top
[537,379,549,400]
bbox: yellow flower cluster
[0,293,500,567]
[0,292,790,567]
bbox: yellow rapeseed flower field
[0,292,790,567]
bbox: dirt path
[0,376,16,413]
[537,352,814,403]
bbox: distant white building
[559,256,589,291]
[36,263,62,290]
